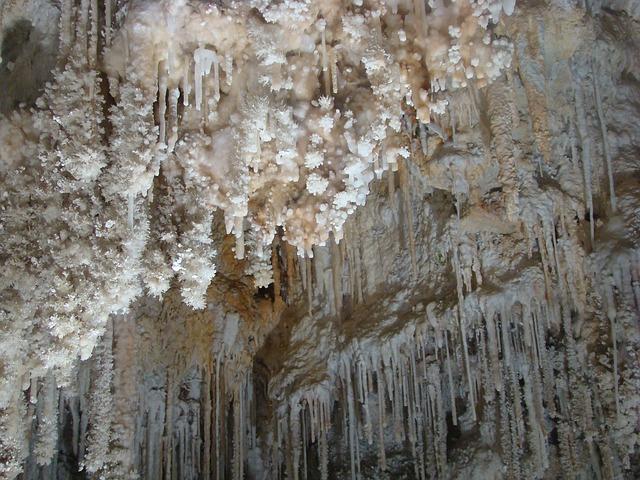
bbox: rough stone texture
[0,1,639,479]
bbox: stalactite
[516,24,552,166]
[194,47,218,112]
[164,369,175,480]
[452,244,477,421]
[487,80,519,221]
[83,323,114,474]
[234,216,245,260]
[2,2,640,480]
[319,22,330,97]
[213,56,220,104]
[301,407,308,480]
[224,53,233,87]
[214,356,222,480]
[344,361,360,480]
[59,0,73,56]
[182,61,191,106]
[158,61,168,146]
[108,315,139,478]
[167,88,180,151]
[605,280,621,420]
[573,79,595,244]
[444,329,458,426]
[399,158,418,278]
[376,368,387,472]
[105,0,112,48]
[306,256,313,314]
[34,375,57,466]
[89,0,99,68]
[592,66,616,212]
[77,0,90,58]
[330,47,339,95]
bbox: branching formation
[0,0,639,479]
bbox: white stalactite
[2,2,640,480]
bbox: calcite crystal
[0,0,639,479]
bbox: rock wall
[0,0,639,479]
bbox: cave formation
[0,0,639,479]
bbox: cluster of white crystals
[0,0,516,475]
[100,0,516,284]
[3,0,640,479]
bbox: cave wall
[0,1,639,479]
